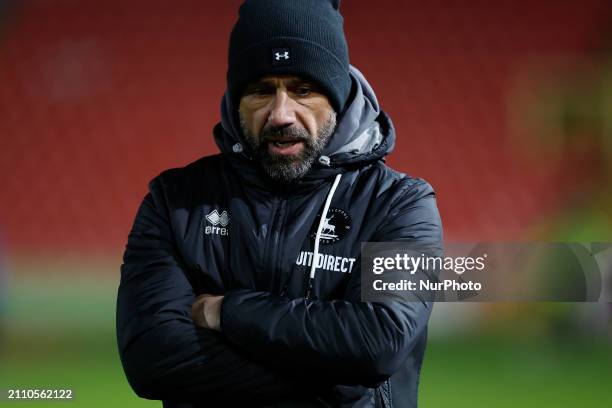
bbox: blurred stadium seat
[0,0,610,254]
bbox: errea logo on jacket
[205,209,230,236]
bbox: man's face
[239,75,337,183]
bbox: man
[116,1,442,407]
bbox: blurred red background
[0,0,610,256]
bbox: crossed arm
[117,178,442,402]
[117,189,324,404]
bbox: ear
[330,0,340,10]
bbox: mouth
[266,137,305,156]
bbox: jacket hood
[214,66,395,184]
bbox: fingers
[191,295,209,327]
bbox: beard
[239,111,337,184]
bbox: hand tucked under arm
[192,294,224,331]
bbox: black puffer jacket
[116,66,443,408]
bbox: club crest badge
[310,208,351,245]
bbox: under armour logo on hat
[275,51,289,60]
[272,47,291,66]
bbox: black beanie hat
[227,0,351,113]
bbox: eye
[295,86,312,97]
[257,86,274,95]
[244,84,274,97]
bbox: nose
[267,89,296,128]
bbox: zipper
[262,194,288,294]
